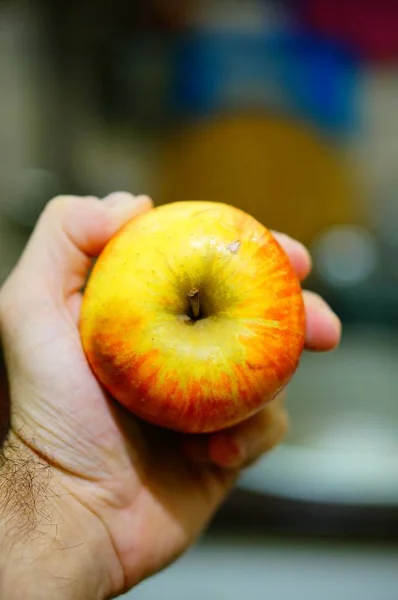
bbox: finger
[182,394,288,470]
[272,231,312,281]
[209,394,288,469]
[304,290,342,352]
[7,192,152,300]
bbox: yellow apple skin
[80,201,305,434]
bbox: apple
[80,201,305,433]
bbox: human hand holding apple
[0,193,340,599]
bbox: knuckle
[40,196,78,226]
[42,195,99,220]
[42,196,77,219]
[45,195,77,213]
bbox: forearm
[0,434,109,600]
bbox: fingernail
[209,434,245,469]
[103,192,151,207]
[103,193,153,227]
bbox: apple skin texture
[80,201,306,434]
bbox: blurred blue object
[172,29,360,136]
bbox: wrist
[0,433,115,600]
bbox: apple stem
[188,287,200,320]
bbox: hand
[0,193,341,599]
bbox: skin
[0,193,341,599]
[81,201,306,433]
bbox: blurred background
[1,0,398,598]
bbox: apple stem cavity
[188,287,201,320]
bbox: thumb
[5,192,152,301]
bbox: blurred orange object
[158,114,358,246]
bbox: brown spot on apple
[226,240,241,254]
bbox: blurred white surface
[240,326,398,506]
[121,535,398,600]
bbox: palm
[9,297,231,586]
